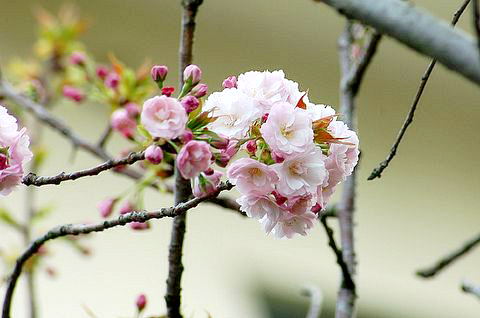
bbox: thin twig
[461,280,480,300]
[301,284,323,318]
[165,1,203,317]
[368,0,471,180]
[1,181,234,318]
[320,216,355,291]
[96,125,112,149]
[22,151,145,186]
[416,231,480,278]
[473,0,480,58]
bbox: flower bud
[130,221,150,230]
[262,113,269,123]
[70,51,86,66]
[145,145,164,164]
[161,86,175,97]
[214,152,231,168]
[183,64,202,84]
[190,83,208,98]
[151,64,168,82]
[180,130,193,144]
[271,151,284,163]
[311,203,322,214]
[124,102,140,117]
[192,170,223,198]
[209,134,229,150]
[111,109,136,139]
[119,201,134,215]
[136,294,147,311]
[63,86,85,103]
[222,75,237,89]
[181,96,200,113]
[98,198,116,218]
[224,139,239,158]
[246,140,257,155]
[96,66,108,79]
[105,72,120,89]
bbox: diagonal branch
[1,181,234,318]
[22,151,145,186]
[315,0,480,86]
[368,0,471,180]
[416,230,480,278]
[461,280,480,300]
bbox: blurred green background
[1,0,479,317]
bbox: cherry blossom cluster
[0,106,32,195]
[204,70,359,238]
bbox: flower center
[281,125,294,139]
[288,161,305,176]
[0,151,9,170]
[248,167,262,177]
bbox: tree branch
[416,231,480,278]
[96,125,112,149]
[165,1,203,317]
[461,280,480,300]
[1,181,233,318]
[320,216,355,291]
[22,151,145,186]
[368,0,471,180]
[315,0,480,86]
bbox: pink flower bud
[214,152,231,168]
[119,201,134,215]
[209,134,229,150]
[190,83,208,98]
[246,140,257,154]
[62,86,85,102]
[162,86,175,97]
[98,198,116,218]
[180,96,199,113]
[224,139,239,158]
[204,167,214,175]
[262,113,269,123]
[70,51,86,66]
[145,145,164,164]
[180,130,193,144]
[96,66,108,79]
[192,170,223,198]
[111,109,136,139]
[311,203,322,214]
[151,64,168,82]
[124,102,140,117]
[105,72,120,89]
[222,75,237,89]
[136,294,147,311]
[183,64,202,84]
[130,221,150,230]
[271,151,284,163]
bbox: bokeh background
[1,0,480,317]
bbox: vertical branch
[335,21,381,318]
[164,1,203,317]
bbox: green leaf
[0,208,22,231]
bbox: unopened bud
[119,201,134,215]
[190,83,208,98]
[70,51,86,66]
[180,130,193,144]
[98,198,117,218]
[162,86,175,97]
[136,294,147,311]
[183,64,202,84]
[181,96,200,113]
[63,86,85,103]
[105,72,120,89]
[246,140,257,154]
[96,66,108,79]
[145,145,164,164]
[130,221,150,230]
[151,64,168,82]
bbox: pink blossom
[306,102,336,121]
[246,140,257,155]
[0,106,32,195]
[177,140,212,179]
[327,120,359,177]
[183,64,202,84]
[180,130,193,144]
[151,64,168,82]
[273,147,328,197]
[180,96,200,113]
[145,145,164,164]
[222,76,237,89]
[111,108,136,138]
[191,83,208,98]
[287,193,315,215]
[136,294,147,311]
[203,89,260,139]
[227,158,278,196]
[105,72,120,89]
[192,170,223,198]
[260,102,313,157]
[124,102,140,117]
[237,70,302,114]
[70,51,86,66]
[272,211,317,238]
[98,198,116,218]
[236,194,284,233]
[62,85,84,102]
[141,95,187,140]
[96,66,108,79]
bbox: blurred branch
[473,0,480,58]
[1,181,234,318]
[416,231,480,278]
[165,1,203,317]
[335,19,380,318]
[320,215,355,291]
[302,284,323,318]
[314,0,480,86]
[96,125,112,149]
[368,0,471,180]
[461,280,480,300]
[22,151,145,186]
